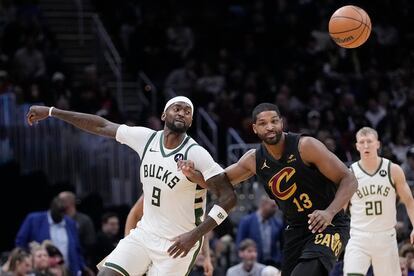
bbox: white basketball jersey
[139,131,208,239]
[349,158,396,232]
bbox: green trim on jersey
[196,184,204,190]
[184,143,199,159]
[357,158,383,177]
[104,262,130,276]
[159,132,190,157]
[141,131,157,161]
[185,237,203,276]
[185,142,206,228]
[388,160,395,189]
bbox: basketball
[328,5,371,48]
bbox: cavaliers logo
[268,167,297,200]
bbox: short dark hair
[252,103,281,122]
[238,238,257,251]
[101,212,118,224]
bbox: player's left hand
[308,209,335,233]
[168,231,199,258]
[177,160,207,187]
[203,255,213,276]
[410,229,414,244]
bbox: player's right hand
[26,106,50,126]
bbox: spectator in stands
[235,196,283,267]
[166,15,194,63]
[400,243,414,276]
[402,147,414,183]
[400,256,409,276]
[12,35,45,84]
[226,239,265,276]
[164,58,197,97]
[29,241,53,276]
[90,212,120,272]
[0,247,32,276]
[15,196,87,276]
[44,242,70,276]
[58,191,95,258]
[50,72,71,110]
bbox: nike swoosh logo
[149,148,158,152]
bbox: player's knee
[97,267,125,276]
[291,258,328,276]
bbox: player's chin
[264,137,280,145]
[172,124,188,133]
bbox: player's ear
[161,112,166,121]
[252,123,257,134]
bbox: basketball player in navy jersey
[180,103,358,276]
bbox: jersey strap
[184,143,199,159]
[387,159,395,189]
[141,131,157,162]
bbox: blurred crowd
[2,0,414,275]
[0,0,121,122]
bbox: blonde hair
[356,127,378,140]
[29,240,51,254]
[8,247,30,271]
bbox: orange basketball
[328,5,371,48]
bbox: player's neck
[162,130,186,149]
[359,155,381,173]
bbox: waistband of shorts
[350,227,396,236]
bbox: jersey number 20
[365,200,382,216]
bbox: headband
[164,96,194,115]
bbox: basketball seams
[329,5,371,48]
[329,16,363,34]
[341,13,368,47]
[349,5,364,22]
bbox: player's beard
[259,131,282,145]
[165,119,189,134]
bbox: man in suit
[15,196,87,276]
[236,195,284,267]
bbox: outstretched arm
[393,163,414,244]
[300,136,358,233]
[124,195,144,236]
[26,106,120,138]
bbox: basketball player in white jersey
[26,96,237,276]
[343,127,414,276]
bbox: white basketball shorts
[343,228,401,276]
[101,226,202,276]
